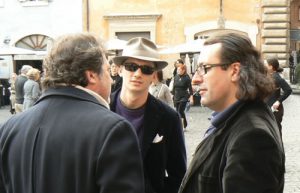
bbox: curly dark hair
[42,33,106,90]
[204,32,274,101]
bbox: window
[104,14,161,42]
[15,34,52,51]
[115,32,150,41]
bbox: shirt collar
[75,85,110,109]
[210,100,243,128]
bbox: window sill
[21,1,48,7]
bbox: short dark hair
[176,59,184,65]
[267,57,283,73]
[156,70,164,82]
[204,32,274,101]
[43,33,106,89]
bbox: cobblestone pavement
[0,94,299,192]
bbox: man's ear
[85,70,98,84]
[231,62,241,82]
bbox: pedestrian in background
[110,37,186,193]
[149,70,173,107]
[179,32,285,193]
[0,33,144,193]
[14,64,32,113]
[9,73,17,114]
[23,68,41,111]
[172,62,193,130]
[266,57,292,137]
[110,59,122,93]
[167,59,183,91]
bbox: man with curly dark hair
[0,33,144,193]
[179,32,285,193]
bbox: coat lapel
[179,135,216,191]
[141,95,163,158]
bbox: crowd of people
[0,32,291,193]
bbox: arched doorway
[14,34,52,73]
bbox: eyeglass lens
[124,63,155,75]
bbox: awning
[105,38,127,51]
[0,46,46,60]
[159,39,205,54]
[0,46,36,55]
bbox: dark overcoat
[0,86,144,193]
[179,100,285,193]
[110,90,187,193]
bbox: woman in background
[23,68,41,111]
[172,63,193,130]
[149,70,173,107]
[266,57,292,137]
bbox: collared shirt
[75,85,110,109]
[204,100,243,138]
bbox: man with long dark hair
[179,32,285,193]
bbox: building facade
[0,0,83,76]
[84,0,297,78]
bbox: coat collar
[37,86,107,108]
[141,94,163,157]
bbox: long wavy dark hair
[204,32,274,101]
[42,33,106,90]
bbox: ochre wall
[86,0,261,46]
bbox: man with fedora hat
[110,37,187,193]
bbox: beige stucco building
[83,0,297,77]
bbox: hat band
[122,49,159,60]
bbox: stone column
[261,0,289,67]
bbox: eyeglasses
[123,63,155,75]
[195,63,228,75]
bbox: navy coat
[0,86,144,193]
[110,90,187,193]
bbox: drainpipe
[86,0,90,31]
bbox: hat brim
[112,55,168,71]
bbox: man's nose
[192,72,203,86]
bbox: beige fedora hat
[112,37,168,70]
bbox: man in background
[14,64,32,113]
[110,59,122,93]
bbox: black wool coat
[110,90,187,193]
[179,100,285,193]
[0,86,144,193]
